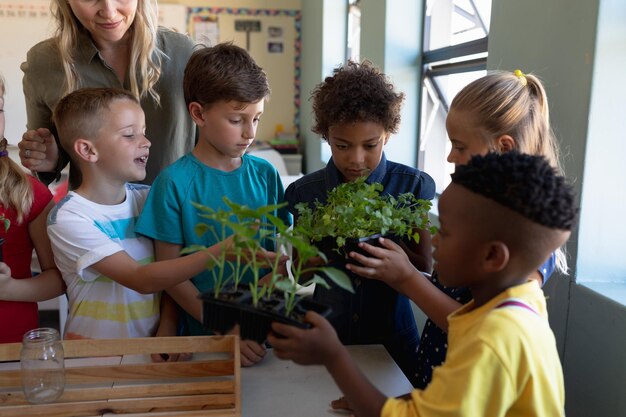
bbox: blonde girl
[0,74,63,343]
[445,70,566,273]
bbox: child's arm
[155,240,268,367]
[29,200,65,297]
[400,227,433,274]
[347,237,460,331]
[0,263,65,301]
[88,236,234,294]
[268,312,387,417]
[0,201,65,302]
[155,240,203,321]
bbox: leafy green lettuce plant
[294,177,434,250]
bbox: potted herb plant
[293,177,434,263]
[187,198,354,343]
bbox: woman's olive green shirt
[21,27,196,185]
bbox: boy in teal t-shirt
[136,43,290,366]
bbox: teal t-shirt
[136,152,291,335]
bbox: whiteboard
[0,0,54,145]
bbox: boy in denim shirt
[284,61,435,386]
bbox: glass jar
[20,327,65,404]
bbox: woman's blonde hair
[451,71,562,173]
[0,75,33,224]
[451,70,568,274]
[52,0,163,102]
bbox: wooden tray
[0,335,241,417]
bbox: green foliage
[185,198,354,317]
[294,177,434,248]
[0,214,10,233]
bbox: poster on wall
[191,13,219,46]
[268,26,283,38]
[267,42,283,53]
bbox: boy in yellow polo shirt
[269,151,576,417]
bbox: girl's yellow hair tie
[514,69,528,86]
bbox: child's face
[445,109,491,166]
[327,121,389,183]
[93,98,149,183]
[432,184,486,288]
[195,100,264,160]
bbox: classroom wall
[162,0,302,143]
[299,0,347,173]
[359,0,421,169]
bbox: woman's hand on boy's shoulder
[19,128,59,172]
[346,238,415,291]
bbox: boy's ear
[73,138,98,162]
[189,102,206,126]
[482,241,509,273]
[383,132,391,145]
[496,135,516,153]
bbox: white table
[241,345,413,416]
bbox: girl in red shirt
[0,74,62,343]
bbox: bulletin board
[186,7,302,142]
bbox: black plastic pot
[316,233,400,266]
[199,287,250,335]
[313,236,341,262]
[239,296,332,343]
[199,289,332,344]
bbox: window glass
[420,0,491,193]
[424,0,491,51]
[347,0,361,62]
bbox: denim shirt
[285,154,436,385]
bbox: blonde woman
[0,74,62,343]
[17,0,195,187]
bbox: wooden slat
[102,410,239,417]
[0,359,234,388]
[1,380,236,406]
[0,336,235,361]
[65,358,236,383]
[233,336,241,416]
[0,393,236,417]
[0,335,240,417]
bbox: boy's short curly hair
[311,61,404,140]
[451,152,578,230]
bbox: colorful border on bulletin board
[187,7,302,138]
[0,2,50,18]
